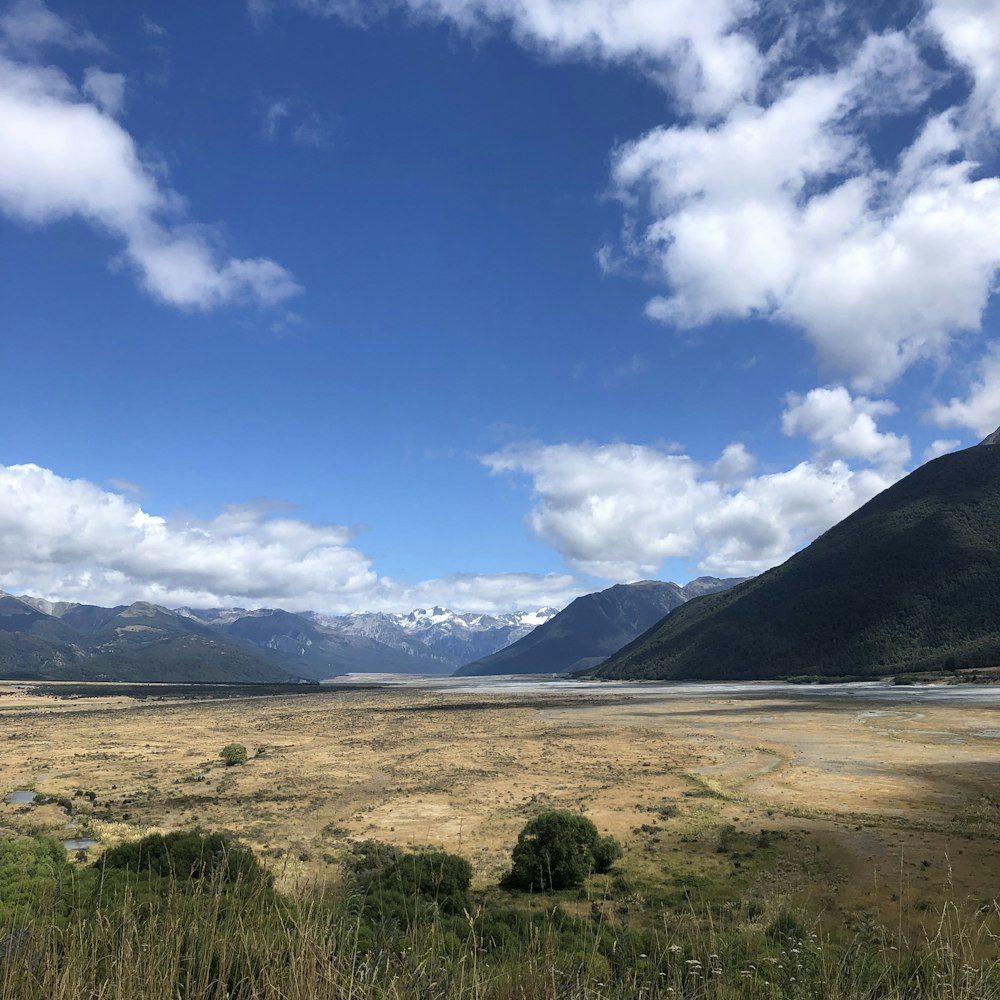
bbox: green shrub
[344,839,472,918]
[767,908,806,942]
[96,830,269,887]
[219,743,248,767]
[501,810,622,892]
[592,834,622,872]
[0,835,75,923]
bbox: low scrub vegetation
[97,830,270,886]
[0,823,997,999]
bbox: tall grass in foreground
[0,871,999,1000]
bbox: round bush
[219,743,248,767]
[97,830,269,886]
[502,810,621,892]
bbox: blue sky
[1,0,999,613]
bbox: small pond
[62,838,98,851]
[5,790,36,804]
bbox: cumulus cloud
[695,459,892,577]
[612,27,1000,390]
[0,464,578,614]
[927,345,1000,437]
[711,441,756,486]
[927,0,1000,129]
[482,436,899,580]
[781,386,911,470]
[924,438,962,461]
[484,443,720,579]
[0,1,300,310]
[268,0,1000,390]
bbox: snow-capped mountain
[308,606,559,668]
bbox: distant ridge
[0,596,558,682]
[455,578,746,676]
[309,606,559,668]
[593,434,1000,681]
[0,595,297,683]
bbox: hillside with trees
[593,436,1000,681]
[456,578,744,676]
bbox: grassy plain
[2,678,1000,945]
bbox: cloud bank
[0,0,300,309]
[0,381,913,614]
[0,463,579,614]
[482,387,908,579]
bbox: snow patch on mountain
[308,606,559,667]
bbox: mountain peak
[456,578,745,677]
[980,426,1000,447]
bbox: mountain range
[12,424,995,689]
[312,607,558,667]
[0,596,559,682]
[455,578,746,676]
[593,434,1000,681]
[0,596,294,683]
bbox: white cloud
[610,353,648,380]
[415,0,763,116]
[261,97,290,139]
[781,386,911,470]
[141,16,166,38]
[0,3,300,310]
[107,477,144,495]
[711,442,755,486]
[695,460,892,577]
[261,0,1000,390]
[291,111,334,147]
[927,345,1000,437]
[927,0,1000,129]
[82,66,124,116]
[482,437,899,580]
[369,572,581,614]
[484,443,719,579]
[0,0,100,53]
[0,464,579,614]
[613,29,1000,390]
[924,438,962,461]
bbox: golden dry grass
[2,680,999,938]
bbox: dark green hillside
[456,578,744,676]
[0,597,299,683]
[593,438,1000,681]
[78,603,292,682]
[0,632,83,678]
[0,595,79,644]
[54,603,125,634]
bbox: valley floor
[2,680,1000,942]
